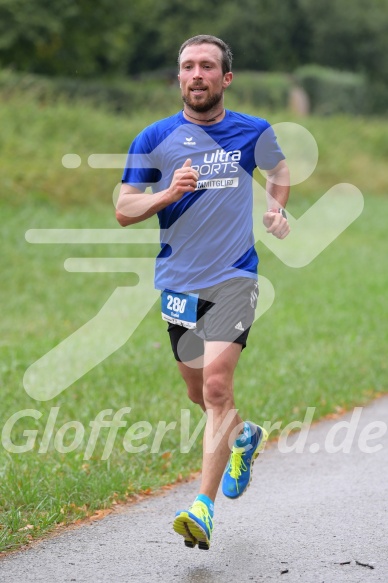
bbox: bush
[2,66,387,117]
[0,69,180,115]
[365,80,388,115]
[294,65,367,115]
[228,71,291,110]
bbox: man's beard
[182,90,223,113]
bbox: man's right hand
[165,158,199,203]
[116,159,199,226]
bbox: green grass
[0,96,387,552]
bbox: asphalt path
[1,397,387,582]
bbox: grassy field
[0,96,387,552]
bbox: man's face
[178,43,233,113]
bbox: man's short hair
[178,35,233,75]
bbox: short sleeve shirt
[122,110,284,291]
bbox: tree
[1,0,388,88]
[0,0,136,76]
[299,0,388,82]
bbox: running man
[116,35,290,550]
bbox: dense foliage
[1,0,387,85]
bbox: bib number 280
[166,294,187,314]
[161,290,198,329]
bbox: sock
[194,494,214,517]
[234,421,252,447]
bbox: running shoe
[222,421,268,499]
[173,500,213,550]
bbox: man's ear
[178,74,181,88]
[223,72,233,89]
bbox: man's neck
[183,107,226,125]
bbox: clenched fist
[165,158,199,203]
[263,209,290,239]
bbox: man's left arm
[263,159,290,240]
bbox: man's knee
[203,373,233,409]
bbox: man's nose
[192,66,203,79]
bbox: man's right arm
[116,158,198,226]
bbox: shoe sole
[225,426,269,500]
[173,512,210,550]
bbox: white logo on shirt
[184,137,196,146]
[192,149,242,178]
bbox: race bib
[161,290,198,329]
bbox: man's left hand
[263,210,290,239]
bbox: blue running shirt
[122,110,284,291]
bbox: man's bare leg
[199,341,244,501]
[173,341,247,548]
[177,342,244,501]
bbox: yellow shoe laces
[190,501,211,527]
[229,448,248,480]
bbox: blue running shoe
[222,421,268,499]
[173,500,213,550]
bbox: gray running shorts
[166,277,259,362]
